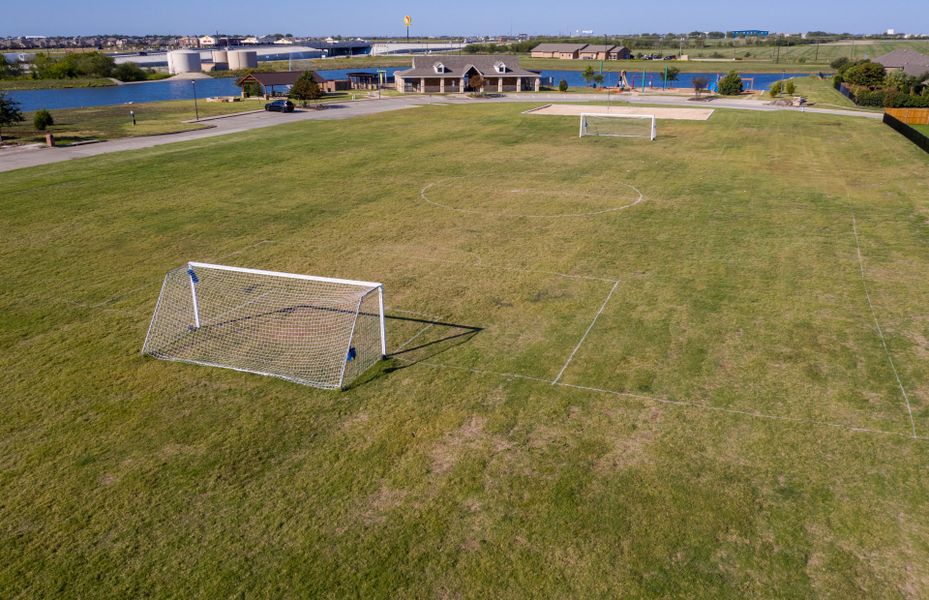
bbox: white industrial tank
[167,50,202,74]
[211,50,228,63]
[228,50,258,70]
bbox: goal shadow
[344,313,483,389]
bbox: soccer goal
[142,262,387,390]
[579,113,657,140]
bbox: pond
[6,68,811,112]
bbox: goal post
[142,262,387,390]
[579,113,657,140]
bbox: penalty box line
[396,357,929,444]
[552,280,619,384]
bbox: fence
[885,108,929,125]
[883,112,929,154]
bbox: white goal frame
[142,262,387,390]
[579,113,657,140]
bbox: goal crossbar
[579,113,657,140]
[187,261,383,290]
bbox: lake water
[7,69,810,112]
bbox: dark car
[264,99,295,113]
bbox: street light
[191,80,199,121]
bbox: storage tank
[211,49,228,63]
[228,50,258,70]
[168,50,201,74]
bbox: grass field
[3,101,929,597]
[913,124,929,136]
[1,94,359,144]
[0,78,117,91]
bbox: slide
[619,70,632,91]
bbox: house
[874,49,929,77]
[178,36,200,48]
[577,44,631,60]
[530,43,588,59]
[241,36,260,45]
[235,70,350,97]
[198,35,217,47]
[394,55,541,93]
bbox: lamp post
[191,80,199,121]
[130,109,136,126]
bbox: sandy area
[523,104,715,120]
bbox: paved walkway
[0,93,880,174]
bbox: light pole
[191,80,199,121]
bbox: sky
[4,0,929,37]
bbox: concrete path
[0,92,880,174]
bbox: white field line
[396,357,927,443]
[851,214,918,439]
[392,323,435,354]
[418,181,645,219]
[552,281,620,384]
[396,253,619,283]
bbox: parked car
[264,99,295,113]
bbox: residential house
[394,55,541,93]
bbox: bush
[769,81,782,97]
[113,62,147,82]
[33,109,54,130]
[785,81,796,95]
[843,61,885,88]
[558,79,568,92]
[831,57,850,71]
[832,74,844,90]
[852,89,886,107]
[718,71,744,95]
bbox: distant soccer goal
[142,262,387,390]
[579,113,657,140]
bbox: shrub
[832,74,844,89]
[843,61,885,88]
[785,81,796,95]
[558,79,568,92]
[831,57,850,71]
[769,81,782,97]
[693,77,708,95]
[718,71,744,95]
[33,109,54,131]
[113,62,147,82]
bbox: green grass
[780,75,870,109]
[912,123,929,136]
[1,98,270,144]
[679,39,929,64]
[520,57,828,73]
[2,102,929,597]
[0,77,116,90]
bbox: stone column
[516,77,522,93]
[497,78,503,93]
[440,78,445,93]
[420,78,425,93]
[534,78,540,92]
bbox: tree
[693,77,708,96]
[243,80,262,97]
[582,66,595,87]
[593,73,604,87]
[558,79,569,92]
[113,62,147,82]
[718,71,744,95]
[467,73,484,94]
[843,61,885,88]
[0,92,24,142]
[290,72,322,107]
[785,80,796,95]
[33,109,54,131]
[769,81,782,97]
[0,59,23,79]
[665,66,680,84]
[830,57,850,71]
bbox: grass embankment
[779,75,867,109]
[0,77,116,90]
[679,39,929,64]
[2,103,929,596]
[3,98,267,144]
[913,123,929,136]
[520,57,828,73]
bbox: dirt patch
[362,484,407,526]
[431,416,486,475]
[524,103,714,120]
[594,406,663,472]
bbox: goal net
[580,113,657,140]
[142,262,387,390]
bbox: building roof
[531,43,588,53]
[235,70,328,87]
[394,55,540,79]
[874,49,929,76]
[579,44,616,53]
